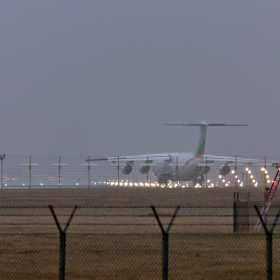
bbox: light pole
[219,175,222,187]
[245,168,251,191]
[0,154,5,189]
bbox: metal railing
[1,155,280,190]
[0,205,280,279]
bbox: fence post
[233,192,238,232]
[147,156,149,186]
[117,156,119,188]
[88,156,90,189]
[205,156,207,188]
[58,156,61,188]
[29,156,31,190]
[151,205,180,280]
[0,154,5,189]
[254,205,280,280]
[49,205,78,280]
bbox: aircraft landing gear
[158,173,171,187]
[193,175,205,186]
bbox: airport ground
[0,186,280,279]
[0,186,279,234]
[0,185,272,207]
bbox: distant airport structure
[1,122,280,189]
[0,155,278,190]
[87,121,279,187]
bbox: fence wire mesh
[0,204,279,279]
[1,155,280,189]
[1,233,280,279]
[0,234,58,280]
[1,155,280,278]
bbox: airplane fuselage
[87,121,257,186]
[152,154,205,182]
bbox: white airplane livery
[87,122,265,185]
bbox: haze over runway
[0,1,279,157]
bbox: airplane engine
[202,166,210,174]
[121,164,133,175]
[139,166,150,174]
[219,165,230,176]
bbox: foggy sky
[1,1,280,157]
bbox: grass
[0,233,274,279]
[0,187,279,279]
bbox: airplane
[86,122,274,185]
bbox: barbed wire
[0,223,269,226]
[0,214,269,217]
[0,205,275,209]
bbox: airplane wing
[203,155,277,167]
[87,153,279,167]
[87,153,172,165]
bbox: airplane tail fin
[195,123,208,157]
[165,121,247,158]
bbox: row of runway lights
[103,167,271,188]
[1,167,272,188]
[192,167,270,188]
[103,180,253,188]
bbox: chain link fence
[1,155,280,189]
[0,205,279,279]
[0,232,279,279]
